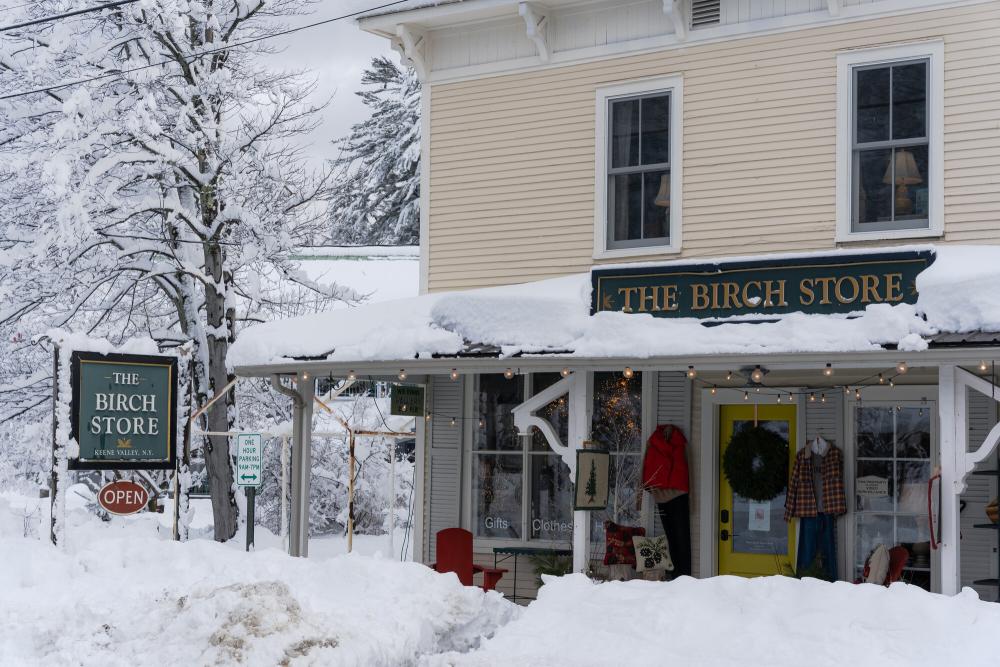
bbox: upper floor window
[836,42,943,241]
[596,76,683,259]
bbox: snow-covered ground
[3,492,999,666]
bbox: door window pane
[856,459,894,512]
[730,419,790,556]
[474,374,523,451]
[895,407,930,458]
[473,454,523,538]
[857,406,893,457]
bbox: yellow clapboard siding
[426,4,1000,291]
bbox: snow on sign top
[226,245,1000,370]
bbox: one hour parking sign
[236,434,263,487]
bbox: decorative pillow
[603,520,646,566]
[864,544,890,585]
[632,535,674,573]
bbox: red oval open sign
[98,480,149,516]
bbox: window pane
[856,459,894,512]
[589,454,643,549]
[897,461,930,514]
[474,374,524,451]
[895,406,930,458]
[640,94,670,165]
[609,173,643,242]
[856,66,890,143]
[642,170,671,241]
[531,373,568,452]
[592,372,643,455]
[529,454,573,541]
[856,406,893,457]
[855,513,894,570]
[855,149,893,224]
[610,98,640,169]
[473,453,523,538]
[891,145,929,221]
[892,62,927,140]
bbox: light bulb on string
[743,391,750,401]
[820,393,827,403]
[855,388,862,400]
[398,369,407,381]
[504,368,515,379]
[889,379,895,388]
[561,368,571,377]
[844,386,851,395]
[777,395,782,403]
[687,366,697,379]
[980,360,989,373]
[478,418,485,429]
[823,363,834,377]
[896,361,908,374]
[347,370,357,382]
[449,417,456,427]
[450,369,459,381]
[809,393,816,402]
[878,373,885,384]
[710,385,717,395]
[751,366,764,383]
[755,386,761,393]
[623,367,634,379]
[302,371,309,380]
[726,370,733,381]
[788,393,794,403]
[425,413,432,422]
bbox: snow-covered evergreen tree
[0,0,358,540]
[328,56,420,246]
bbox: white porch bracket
[392,24,428,81]
[938,365,1000,595]
[663,0,687,41]
[518,2,550,62]
[512,372,591,573]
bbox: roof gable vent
[691,0,721,28]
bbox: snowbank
[229,246,1000,368]
[429,574,1000,667]
[0,518,517,666]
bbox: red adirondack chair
[431,527,507,591]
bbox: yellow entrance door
[718,404,797,577]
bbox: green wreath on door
[722,425,789,501]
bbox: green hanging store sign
[591,250,934,320]
[69,351,178,470]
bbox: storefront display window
[854,404,934,589]
[589,372,644,551]
[472,373,572,543]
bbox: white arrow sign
[236,434,263,487]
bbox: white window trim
[835,40,944,243]
[594,75,683,260]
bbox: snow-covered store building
[230,0,1000,601]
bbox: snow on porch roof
[227,245,1000,372]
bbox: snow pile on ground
[229,245,1000,368]
[0,499,518,666]
[427,574,1000,667]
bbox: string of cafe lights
[307,359,997,427]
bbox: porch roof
[229,245,1000,378]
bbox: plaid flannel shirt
[784,444,846,521]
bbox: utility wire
[0,0,410,101]
[1,0,139,32]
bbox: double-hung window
[837,42,943,240]
[596,76,683,258]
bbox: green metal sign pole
[246,486,255,552]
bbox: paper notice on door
[856,475,889,497]
[748,502,771,532]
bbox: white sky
[266,1,398,167]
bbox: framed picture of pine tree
[574,449,610,510]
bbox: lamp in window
[653,174,670,207]
[883,150,922,216]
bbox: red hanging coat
[641,424,690,494]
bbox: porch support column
[272,373,314,557]
[568,373,592,574]
[937,364,962,595]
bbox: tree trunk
[203,237,238,541]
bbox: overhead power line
[0,0,410,102]
[0,0,139,33]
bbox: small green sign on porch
[390,384,425,417]
[69,351,177,470]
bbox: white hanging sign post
[236,433,263,552]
